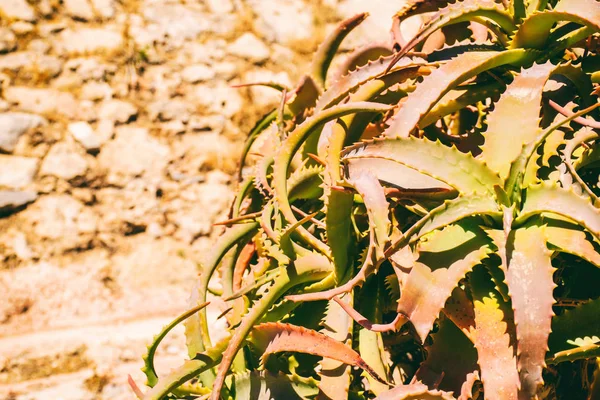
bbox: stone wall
[0,0,397,398]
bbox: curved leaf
[143,302,210,387]
[399,224,491,342]
[311,13,369,89]
[503,225,555,397]
[373,383,456,400]
[317,295,355,400]
[383,49,535,138]
[511,0,600,49]
[273,102,392,256]
[251,322,386,384]
[480,62,582,180]
[469,266,519,400]
[342,136,501,195]
[517,183,600,239]
[209,254,332,400]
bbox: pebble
[0,190,37,214]
[227,33,270,63]
[68,121,102,151]
[0,112,47,153]
[98,99,138,124]
[40,141,89,180]
[0,155,38,189]
[0,0,36,21]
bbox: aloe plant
[131,0,600,399]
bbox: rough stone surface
[0,1,397,399]
[228,33,270,63]
[0,155,38,189]
[0,0,36,21]
[0,112,47,152]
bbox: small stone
[181,64,215,83]
[0,52,63,77]
[68,121,101,151]
[227,33,270,63]
[90,0,115,19]
[4,87,78,118]
[161,120,186,135]
[63,0,95,20]
[0,190,37,215]
[0,0,36,21]
[80,81,112,101]
[57,27,124,55]
[148,100,190,122]
[0,155,38,189]
[0,112,47,153]
[98,99,138,123]
[0,28,16,54]
[40,141,89,180]
[10,21,35,34]
[27,39,51,54]
[248,0,313,45]
[205,0,234,14]
[98,126,169,184]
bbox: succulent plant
[131,0,600,398]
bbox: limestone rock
[91,0,115,19]
[0,190,37,214]
[0,0,36,21]
[0,155,38,189]
[4,87,78,118]
[228,33,270,63]
[0,52,63,77]
[0,112,47,152]
[40,141,89,180]
[181,64,215,83]
[63,0,95,20]
[248,0,313,45]
[98,126,169,185]
[57,27,124,55]
[68,121,102,151]
[0,28,16,54]
[98,99,138,123]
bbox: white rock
[193,83,243,118]
[0,155,38,189]
[3,87,78,118]
[0,0,36,21]
[40,141,89,180]
[63,0,95,20]
[148,99,190,122]
[0,190,37,214]
[0,52,63,77]
[181,64,215,83]
[80,81,112,101]
[68,121,102,151]
[10,21,34,34]
[90,0,115,18]
[98,99,138,123]
[0,112,47,152]
[0,28,16,53]
[205,0,234,14]
[57,27,124,54]
[248,0,313,44]
[98,126,169,184]
[227,33,270,63]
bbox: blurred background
[0,0,401,398]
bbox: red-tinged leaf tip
[252,322,388,384]
[128,374,144,399]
